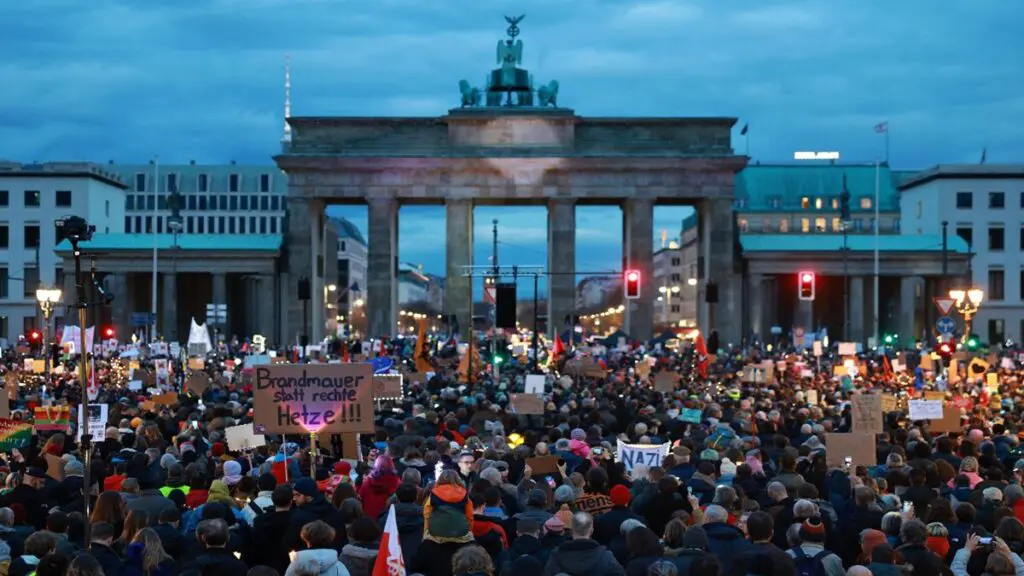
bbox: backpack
[427,491,470,539]
[790,547,830,576]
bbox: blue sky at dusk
[4,0,1021,293]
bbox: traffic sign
[484,286,496,304]
[934,297,955,316]
[935,316,956,336]
[131,312,155,327]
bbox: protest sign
[908,399,944,420]
[524,375,545,394]
[851,394,883,434]
[526,455,561,475]
[372,374,403,400]
[616,440,670,473]
[152,392,178,406]
[509,393,544,415]
[33,406,71,432]
[0,419,32,452]
[654,371,679,393]
[187,372,211,396]
[825,433,876,469]
[225,423,267,451]
[252,363,374,435]
[930,404,962,434]
[805,390,819,406]
[680,408,702,424]
[880,395,898,413]
[78,404,108,441]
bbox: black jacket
[248,510,294,574]
[180,548,249,576]
[503,534,551,572]
[88,542,125,576]
[731,541,798,576]
[593,506,644,546]
[543,538,625,576]
[284,496,348,552]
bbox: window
[989,191,1005,209]
[814,218,827,232]
[738,218,748,232]
[769,196,782,209]
[259,217,267,234]
[670,273,681,282]
[801,197,810,209]
[229,196,238,211]
[860,197,873,210]
[260,196,269,211]
[228,218,236,234]
[135,173,146,192]
[1020,192,1024,209]
[54,223,65,246]
[989,226,1005,251]
[22,267,38,298]
[186,217,195,234]
[892,219,901,232]
[55,190,72,207]
[814,198,823,210]
[54,267,63,289]
[853,219,864,232]
[146,196,155,211]
[989,319,1005,344]
[0,268,7,299]
[800,218,810,233]
[167,173,178,193]
[0,191,7,206]
[125,216,132,233]
[218,216,225,233]
[22,316,36,334]
[229,174,239,192]
[23,190,40,207]
[670,304,680,313]
[831,218,841,232]
[134,216,142,232]
[105,200,109,217]
[0,316,6,338]
[156,218,163,234]
[145,216,153,233]
[830,197,839,210]
[198,173,209,192]
[126,195,135,210]
[956,191,973,209]
[989,269,1005,301]
[0,225,7,249]
[197,218,205,233]
[198,196,207,211]
[1020,269,1024,300]
[260,174,271,193]
[239,218,246,234]
[270,218,277,234]
[23,225,40,249]
[219,195,228,210]
[778,219,789,233]
[956,226,973,248]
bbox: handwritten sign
[509,393,544,415]
[825,433,876,469]
[252,363,374,434]
[851,394,883,434]
[616,440,670,473]
[908,399,944,420]
[224,423,266,451]
[372,374,403,400]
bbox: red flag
[374,505,406,576]
[552,334,566,358]
[342,342,350,363]
[379,339,387,357]
[882,355,893,380]
[695,333,710,379]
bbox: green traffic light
[966,336,979,350]
[493,355,504,365]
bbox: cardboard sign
[188,358,205,370]
[930,404,962,434]
[372,374,403,400]
[251,363,375,434]
[880,395,898,413]
[825,433,876,469]
[509,393,544,415]
[526,455,560,475]
[152,392,178,406]
[524,375,545,394]
[923,391,945,401]
[5,372,18,401]
[806,389,819,406]
[654,371,679,393]
[851,394,883,434]
[187,372,211,396]
[563,360,606,379]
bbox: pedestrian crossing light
[624,270,641,300]
[966,335,980,350]
[798,272,816,301]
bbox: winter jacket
[340,543,378,576]
[357,473,401,521]
[285,548,352,576]
[122,542,177,576]
[378,502,423,565]
[543,538,625,576]
[703,521,753,576]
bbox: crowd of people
[1,332,1024,576]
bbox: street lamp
[658,285,681,326]
[35,287,62,379]
[949,287,984,344]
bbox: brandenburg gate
[276,17,748,345]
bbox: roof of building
[740,233,969,253]
[0,162,128,189]
[330,217,368,246]
[735,163,900,212]
[897,164,1024,190]
[54,234,282,253]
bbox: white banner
[78,403,108,441]
[616,440,670,473]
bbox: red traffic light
[798,271,816,301]
[937,342,954,356]
[624,269,641,299]
[102,327,115,338]
[27,330,42,343]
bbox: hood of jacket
[296,548,342,572]
[365,473,401,494]
[341,543,378,573]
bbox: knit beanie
[555,504,573,527]
[610,484,632,507]
[799,516,827,543]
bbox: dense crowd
[2,334,1024,576]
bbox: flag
[342,342,350,363]
[874,121,888,133]
[374,505,406,576]
[552,334,566,358]
[740,123,748,136]
[0,419,32,453]
[694,332,710,379]
[87,356,99,401]
[980,147,987,164]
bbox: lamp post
[35,287,62,379]
[949,287,984,345]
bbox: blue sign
[130,312,155,327]
[372,356,394,374]
[936,316,956,335]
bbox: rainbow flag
[33,406,71,432]
[0,419,32,452]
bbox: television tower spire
[282,53,292,143]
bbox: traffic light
[883,333,898,346]
[936,341,954,360]
[798,272,816,301]
[624,270,641,300]
[102,326,116,339]
[965,335,980,351]
[27,330,42,345]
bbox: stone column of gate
[256,275,276,342]
[445,198,473,339]
[309,199,325,342]
[622,199,654,341]
[899,276,922,347]
[109,274,131,340]
[367,197,399,339]
[748,274,764,339]
[703,198,742,347]
[285,197,313,346]
[850,276,865,344]
[547,199,576,337]
[162,273,177,341]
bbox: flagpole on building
[150,156,160,342]
[873,159,880,347]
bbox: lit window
[738,218,749,232]
[779,219,789,233]
[801,197,810,209]
[815,218,827,232]
[800,218,810,233]
[831,197,839,209]
[860,197,873,209]
[831,218,841,232]
[814,198,823,210]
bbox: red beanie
[610,484,632,507]
[334,461,352,475]
[211,443,226,458]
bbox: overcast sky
[4,0,1021,292]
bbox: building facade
[0,162,127,343]
[899,165,1024,343]
[652,213,699,329]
